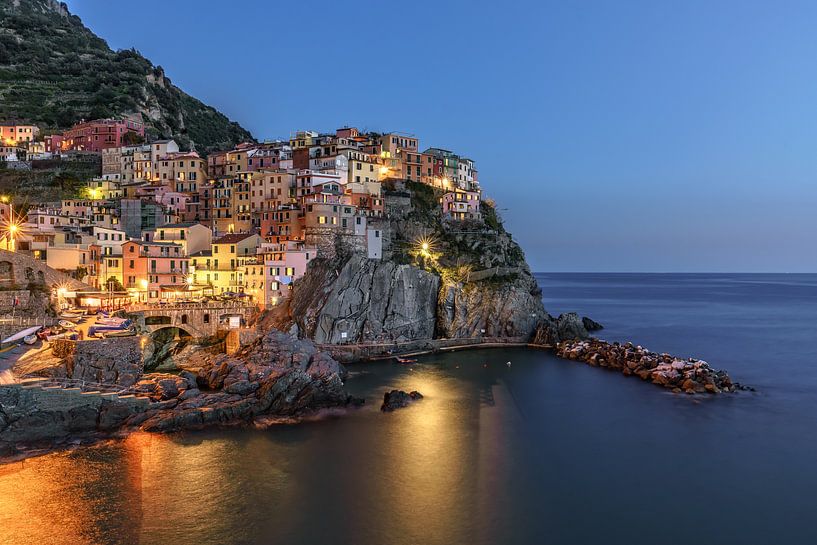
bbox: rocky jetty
[381,390,423,412]
[555,339,752,394]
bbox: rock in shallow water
[381,390,424,412]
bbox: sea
[1,273,816,545]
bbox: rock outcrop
[124,330,360,433]
[437,272,545,339]
[289,255,440,344]
[555,339,752,394]
[381,390,423,412]
[531,312,592,345]
[1,330,362,457]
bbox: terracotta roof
[213,233,258,245]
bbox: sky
[66,0,817,272]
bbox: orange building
[122,240,190,302]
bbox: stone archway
[144,326,195,371]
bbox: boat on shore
[103,327,136,338]
[395,357,418,364]
[1,325,44,346]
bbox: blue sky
[67,0,817,272]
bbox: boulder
[381,390,424,412]
[582,316,604,331]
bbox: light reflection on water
[2,274,817,544]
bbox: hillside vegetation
[0,0,253,153]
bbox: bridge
[125,301,257,339]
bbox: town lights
[140,279,148,289]
[4,215,23,253]
[186,275,194,285]
[414,235,436,261]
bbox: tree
[121,131,144,146]
[105,276,125,292]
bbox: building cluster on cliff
[0,118,485,309]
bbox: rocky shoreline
[1,312,752,460]
[0,331,363,458]
[555,338,753,394]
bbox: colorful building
[61,118,145,153]
[441,189,482,221]
[122,240,189,302]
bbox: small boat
[1,325,43,346]
[59,312,82,320]
[395,357,418,364]
[23,335,38,345]
[103,327,136,338]
[58,320,77,329]
[96,317,130,326]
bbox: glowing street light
[414,235,436,263]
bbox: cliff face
[0,0,253,153]
[289,255,440,344]
[438,272,545,339]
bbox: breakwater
[555,338,751,394]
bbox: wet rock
[582,316,604,331]
[381,390,424,412]
[554,339,751,395]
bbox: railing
[125,300,257,312]
[0,315,59,328]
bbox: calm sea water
[1,273,816,545]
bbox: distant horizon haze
[66,0,817,273]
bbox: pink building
[441,189,482,221]
[44,134,63,154]
[245,241,316,308]
[61,119,145,153]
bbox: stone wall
[0,290,30,310]
[68,337,145,387]
[0,249,88,290]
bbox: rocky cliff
[287,255,440,343]
[269,182,581,346]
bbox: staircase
[16,377,153,409]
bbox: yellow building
[345,150,382,184]
[189,233,261,294]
